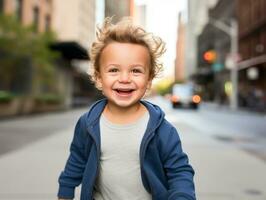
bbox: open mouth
[114,89,135,96]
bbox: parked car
[171,83,201,109]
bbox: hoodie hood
[140,100,165,133]
[84,98,165,133]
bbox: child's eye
[132,68,143,74]
[108,68,119,73]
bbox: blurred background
[0,0,265,200]
[0,0,266,114]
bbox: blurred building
[2,0,53,32]
[197,0,235,104]
[0,0,101,117]
[105,0,133,22]
[192,0,266,112]
[51,0,99,107]
[1,0,96,49]
[175,12,186,82]
[52,0,96,50]
[185,0,218,81]
[237,0,266,112]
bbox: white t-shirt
[93,111,151,200]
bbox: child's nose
[119,72,131,83]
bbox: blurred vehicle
[171,83,201,109]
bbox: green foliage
[0,90,14,103]
[0,14,59,91]
[35,93,63,104]
[154,78,174,96]
[174,80,185,84]
[154,79,187,96]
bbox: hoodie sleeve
[57,115,88,199]
[162,127,196,200]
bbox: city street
[0,96,265,200]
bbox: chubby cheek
[141,77,152,88]
[98,78,115,92]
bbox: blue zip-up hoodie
[58,99,196,200]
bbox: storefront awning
[50,41,89,60]
[238,54,266,70]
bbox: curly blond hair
[89,17,166,84]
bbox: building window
[33,6,39,31]
[45,15,51,31]
[14,0,23,21]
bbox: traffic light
[203,50,217,63]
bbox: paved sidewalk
[200,101,266,117]
[177,123,266,200]
[0,127,81,200]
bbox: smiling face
[97,42,152,111]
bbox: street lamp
[209,18,238,110]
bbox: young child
[58,17,196,200]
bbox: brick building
[195,0,266,112]
[0,0,99,116]
[237,0,266,111]
[1,0,52,32]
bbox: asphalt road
[0,108,85,156]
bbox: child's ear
[95,74,103,90]
[146,79,152,90]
